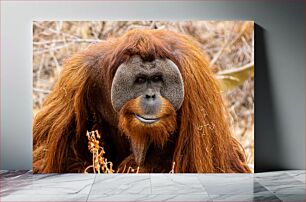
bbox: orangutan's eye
[134,77,146,84]
[151,75,163,83]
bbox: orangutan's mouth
[134,114,159,124]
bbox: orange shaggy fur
[119,97,177,147]
[33,29,251,173]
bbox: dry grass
[33,21,254,168]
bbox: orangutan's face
[111,55,184,166]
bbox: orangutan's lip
[134,114,159,124]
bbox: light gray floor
[0,170,305,201]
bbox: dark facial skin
[111,55,184,116]
[111,55,184,165]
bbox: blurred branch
[34,43,74,54]
[209,21,252,68]
[33,88,51,94]
[33,38,101,46]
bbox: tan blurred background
[33,21,254,168]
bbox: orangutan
[33,29,251,173]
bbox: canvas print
[33,21,254,173]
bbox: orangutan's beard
[118,97,176,166]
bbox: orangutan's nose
[140,89,161,115]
